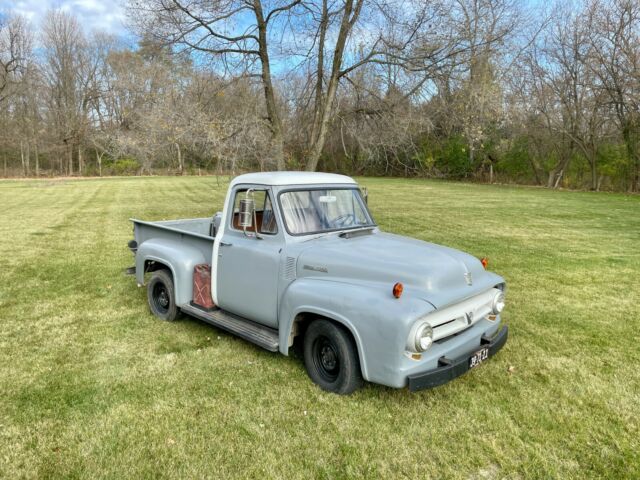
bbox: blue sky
[1,0,126,35]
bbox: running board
[180,303,279,352]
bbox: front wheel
[303,320,363,394]
[147,270,178,321]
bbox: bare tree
[523,3,609,189]
[41,10,92,175]
[0,14,31,104]
[587,0,640,191]
[0,14,35,177]
[450,0,520,170]
[300,0,465,171]
[127,0,305,170]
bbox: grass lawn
[0,176,638,479]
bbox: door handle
[220,241,233,247]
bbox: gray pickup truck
[128,172,508,394]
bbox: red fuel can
[193,264,215,309]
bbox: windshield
[279,188,375,235]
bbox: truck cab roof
[230,171,357,187]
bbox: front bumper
[407,325,508,392]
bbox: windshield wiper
[339,226,376,238]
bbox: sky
[1,0,127,35]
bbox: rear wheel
[303,319,363,394]
[147,270,178,321]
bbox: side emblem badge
[464,272,473,286]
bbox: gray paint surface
[131,173,506,389]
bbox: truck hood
[296,231,503,309]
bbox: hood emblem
[464,272,473,286]
[466,311,474,325]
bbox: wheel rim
[152,282,170,314]
[312,336,340,382]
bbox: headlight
[492,291,505,314]
[414,323,433,352]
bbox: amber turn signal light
[392,282,403,298]
[481,257,489,269]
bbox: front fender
[135,238,206,306]
[279,277,434,384]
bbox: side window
[261,194,277,234]
[230,189,278,235]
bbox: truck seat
[232,211,265,233]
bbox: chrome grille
[428,288,499,341]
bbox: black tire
[147,270,179,321]
[303,319,363,394]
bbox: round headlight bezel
[414,323,433,352]
[492,291,505,314]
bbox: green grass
[0,176,638,479]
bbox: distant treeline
[0,0,639,191]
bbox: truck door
[215,187,281,328]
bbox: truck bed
[130,217,281,352]
[131,217,215,265]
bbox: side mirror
[239,198,254,228]
[362,187,369,205]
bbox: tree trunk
[3,154,6,177]
[35,143,39,177]
[306,0,361,172]
[309,0,329,150]
[554,169,564,188]
[254,0,285,171]
[175,142,183,175]
[78,146,83,175]
[572,136,600,192]
[20,142,25,176]
[489,163,493,183]
[96,150,102,177]
[622,122,639,192]
[548,146,573,189]
[25,142,30,176]
[68,145,73,176]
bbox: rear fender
[135,238,206,306]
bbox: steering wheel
[332,213,356,228]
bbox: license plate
[469,347,489,369]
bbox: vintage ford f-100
[128,172,508,394]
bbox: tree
[524,3,608,189]
[41,10,93,175]
[127,0,304,170]
[588,0,640,191]
[0,14,31,105]
[0,14,35,177]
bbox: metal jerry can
[193,264,215,310]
